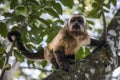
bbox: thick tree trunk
[44,9,120,80]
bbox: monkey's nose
[73,24,80,30]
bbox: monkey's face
[68,15,87,35]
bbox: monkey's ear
[85,21,89,28]
[64,19,69,27]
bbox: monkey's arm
[89,38,104,46]
[53,46,70,71]
[7,31,44,59]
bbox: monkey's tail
[7,31,45,60]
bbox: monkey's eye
[78,19,83,23]
[70,19,75,23]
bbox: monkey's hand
[59,60,70,72]
[91,39,109,54]
[7,31,20,42]
[90,38,107,47]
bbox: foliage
[0,0,117,79]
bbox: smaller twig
[20,66,53,72]
[0,38,16,80]
[100,0,107,41]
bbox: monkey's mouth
[71,24,85,35]
[72,24,80,31]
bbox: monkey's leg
[53,46,70,71]
[51,58,59,69]
[66,55,75,64]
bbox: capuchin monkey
[7,14,104,71]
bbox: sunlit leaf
[51,1,63,15]
[15,5,25,11]
[37,18,50,27]
[84,47,90,56]
[45,8,59,18]
[75,47,84,60]
[0,22,7,37]
[87,20,94,25]
[60,0,74,8]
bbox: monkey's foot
[68,59,75,64]
[59,61,70,71]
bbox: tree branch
[20,66,52,72]
[0,39,16,80]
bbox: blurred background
[0,0,120,80]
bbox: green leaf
[84,47,90,56]
[41,61,47,68]
[27,61,35,67]
[104,9,109,13]
[88,1,101,18]
[45,8,59,18]
[10,0,18,9]
[104,3,110,9]
[14,50,24,62]
[3,12,13,17]
[55,19,64,24]
[51,1,63,15]
[0,58,4,68]
[5,64,11,70]
[0,47,6,54]
[110,0,116,6]
[13,15,26,22]
[75,47,84,60]
[0,22,7,37]
[37,18,50,27]
[15,5,25,11]
[75,47,90,60]
[60,0,74,8]
[0,42,2,47]
[14,5,27,16]
[87,20,94,25]
[0,0,4,3]
[27,0,39,6]
[11,26,20,31]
